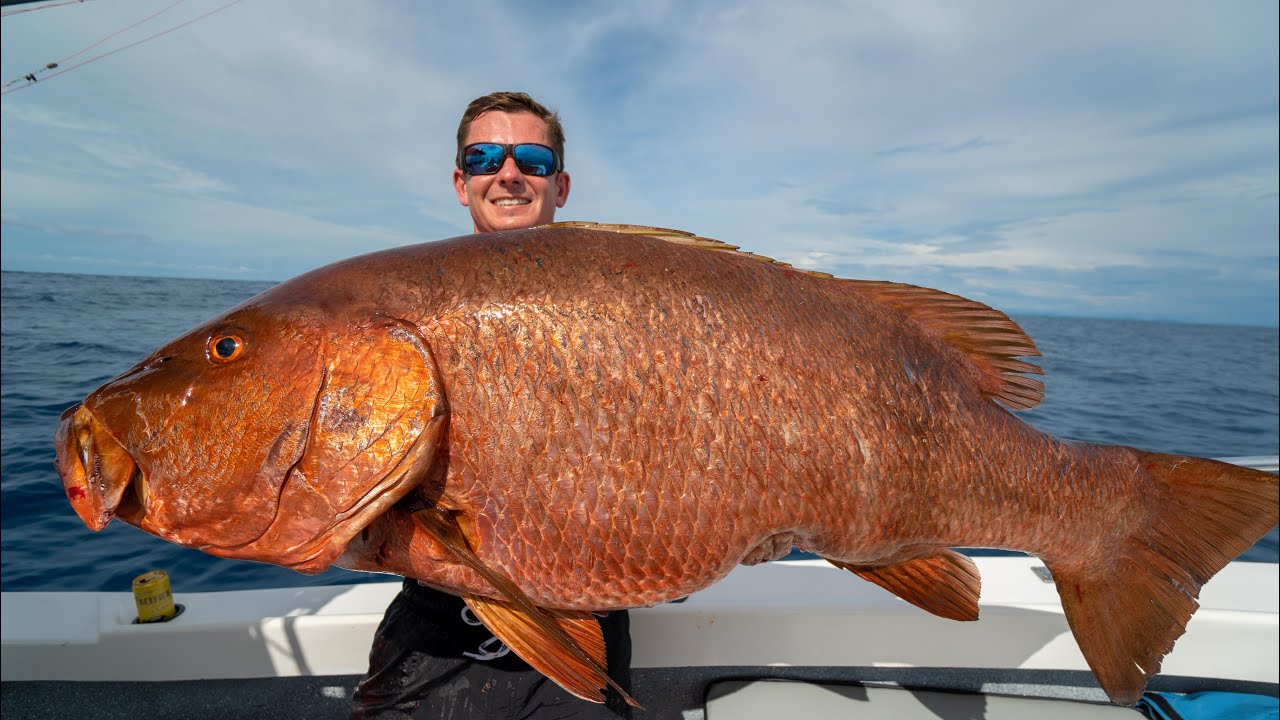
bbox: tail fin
[1045,451,1277,705]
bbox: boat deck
[5,668,1275,719]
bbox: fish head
[54,291,448,574]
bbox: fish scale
[416,232,1032,599]
[54,223,1278,706]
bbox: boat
[2,456,1276,718]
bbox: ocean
[1,269,1277,594]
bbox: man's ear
[453,168,470,207]
[556,171,571,208]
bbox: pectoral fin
[413,508,637,707]
[827,548,981,621]
[464,595,618,703]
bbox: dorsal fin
[839,280,1044,410]
[552,221,1044,411]
[547,221,836,278]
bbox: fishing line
[53,0,189,67]
[1,0,93,18]
[3,0,188,88]
[2,0,243,95]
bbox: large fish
[55,223,1277,706]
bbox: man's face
[453,111,571,233]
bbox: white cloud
[0,101,116,133]
[76,140,234,194]
[1,0,1275,325]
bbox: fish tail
[1045,450,1277,705]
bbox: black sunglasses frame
[457,143,563,177]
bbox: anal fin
[827,548,981,621]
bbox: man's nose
[496,156,523,182]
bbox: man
[451,93,571,234]
[350,92,633,720]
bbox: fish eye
[207,333,246,363]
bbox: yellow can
[132,570,177,623]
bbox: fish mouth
[55,404,147,531]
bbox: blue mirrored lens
[463,144,506,175]
[511,145,555,176]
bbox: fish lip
[55,404,142,531]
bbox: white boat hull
[4,557,1276,688]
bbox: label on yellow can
[132,570,177,623]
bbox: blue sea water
[1,270,1277,594]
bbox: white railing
[1219,456,1280,473]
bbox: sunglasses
[458,143,562,177]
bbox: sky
[1,0,1276,327]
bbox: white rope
[459,605,511,661]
